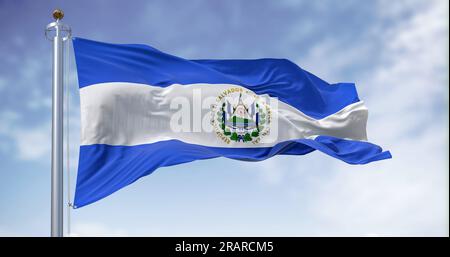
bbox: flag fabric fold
[72,37,391,208]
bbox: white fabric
[80,82,368,147]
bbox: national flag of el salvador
[72,37,391,208]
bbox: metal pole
[46,9,71,237]
[51,26,63,237]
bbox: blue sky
[0,0,448,236]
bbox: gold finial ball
[52,9,64,20]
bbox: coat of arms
[211,87,271,144]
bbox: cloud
[284,0,449,236]
[241,157,286,186]
[0,110,49,161]
[0,46,80,163]
[14,125,51,161]
[0,109,80,163]
[366,0,448,112]
[0,111,20,155]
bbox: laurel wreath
[217,102,266,142]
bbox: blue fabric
[72,37,391,208]
[74,137,391,208]
[72,37,359,119]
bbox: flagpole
[46,9,71,237]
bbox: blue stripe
[74,136,391,208]
[72,37,360,119]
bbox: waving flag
[72,37,391,208]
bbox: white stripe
[80,82,368,147]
